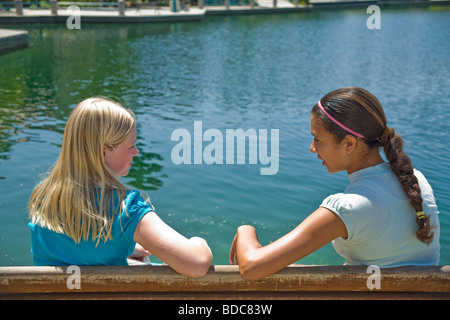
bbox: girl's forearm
[235,225,265,279]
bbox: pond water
[0,7,449,266]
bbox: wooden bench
[1,265,449,299]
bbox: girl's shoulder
[123,189,155,216]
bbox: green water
[1,8,449,266]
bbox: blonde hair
[28,97,136,244]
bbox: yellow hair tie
[416,211,425,219]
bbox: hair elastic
[416,211,425,220]
[317,100,367,140]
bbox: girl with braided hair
[230,87,440,280]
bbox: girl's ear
[343,135,357,154]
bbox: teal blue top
[29,190,153,266]
[321,162,440,267]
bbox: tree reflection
[125,143,166,191]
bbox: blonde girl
[28,97,212,278]
[230,87,440,280]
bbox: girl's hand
[128,243,151,262]
[229,232,238,265]
[229,225,257,266]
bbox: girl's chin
[322,162,336,174]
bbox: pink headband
[317,100,366,140]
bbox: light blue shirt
[29,190,154,266]
[321,162,440,267]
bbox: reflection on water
[1,8,449,266]
[127,144,166,191]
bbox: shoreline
[0,0,448,54]
[0,0,449,25]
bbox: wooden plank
[2,291,449,300]
[1,265,449,299]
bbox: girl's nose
[309,140,316,154]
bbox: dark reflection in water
[0,23,176,187]
[127,144,166,191]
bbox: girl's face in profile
[309,114,349,174]
[104,124,139,176]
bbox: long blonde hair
[28,97,136,244]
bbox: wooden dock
[1,264,449,299]
[0,28,28,54]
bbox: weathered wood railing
[1,265,449,299]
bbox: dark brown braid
[379,127,434,245]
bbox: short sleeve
[320,193,356,241]
[414,169,439,216]
[119,190,155,242]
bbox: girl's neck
[346,148,384,175]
